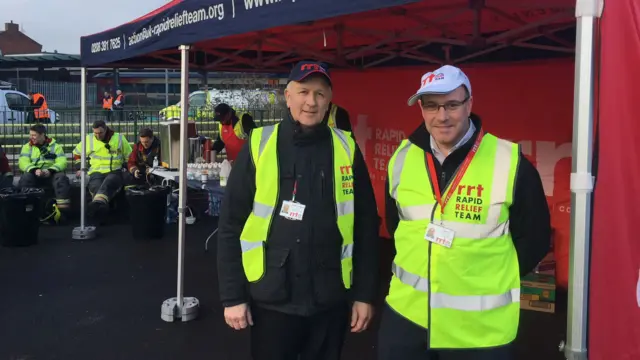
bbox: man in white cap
[378,65,551,359]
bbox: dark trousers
[378,304,514,360]
[250,304,349,360]
[19,172,71,201]
[88,171,123,203]
[104,109,112,122]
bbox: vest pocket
[250,248,291,304]
[314,250,346,306]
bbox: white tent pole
[80,68,87,229]
[161,44,199,323]
[72,67,96,241]
[165,69,170,107]
[562,1,603,359]
[177,44,190,310]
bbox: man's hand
[35,169,42,177]
[75,170,82,178]
[134,170,141,179]
[224,303,253,330]
[350,301,374,333]
[42,169,51,178]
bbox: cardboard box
[520,299,556,313]
[520,257,557,313]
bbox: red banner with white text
[332,59,574,288]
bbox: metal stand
[161,45,199,323]
[72,226,97,240]
[72,67,97,241]
[204,228,218,252]
[161,297,200,322]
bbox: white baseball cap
[407,65,472,106]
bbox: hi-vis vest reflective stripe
[386,133,521,349]
[327,104,338,128]
[73,133,126,174]
[239,123,356,287]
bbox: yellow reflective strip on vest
[252,202,273,218]
[330,127,351,160]
[390,141,412,200]
[327,104,337,128]
[336,200,354,216]
[258,125,275,157]
[341,243,353,259]
[89,155,112,160]
[398,204,434,221]
[391,262,429,292]
[240,240,263,252]
[392,262,519,311]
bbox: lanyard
[426,130,484,215]
[292,180,298,202]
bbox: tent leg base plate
[161,297,200,322]
[72,226,97,240]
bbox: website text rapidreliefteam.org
[128,5,225,47]
[89,0,287,54]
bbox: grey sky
[2,0,169,54]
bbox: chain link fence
[8,79,98,108]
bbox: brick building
[0,21,42,55]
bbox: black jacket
[212,113,257,152]
[217,112,380,316]
[384,114,551,276]
[324,103,352,131]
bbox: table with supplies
[151,168,226,251]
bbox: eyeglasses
[421,97,469,113]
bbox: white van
[159,89,278,121]
[0,89,57,124]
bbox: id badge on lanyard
[424,130,484,248]
[279,179,306,221]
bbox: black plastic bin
[125,185,170,239]
[0,187,44,247]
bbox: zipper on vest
[426,202,437,350]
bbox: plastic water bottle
[220,159,231,187]
[153,156,159,168]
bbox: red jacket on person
[127,137,161,173]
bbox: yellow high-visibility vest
[19,138,67,173]
[239,123,356,288]
[73,133,132,175]
[386,132,521,349]
[327,104,338,128]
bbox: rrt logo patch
[339,165,353,195]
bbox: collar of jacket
[282,110,331,146]
[102,128,115,143]
[138,136,159,152]
[30,136,52,147]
